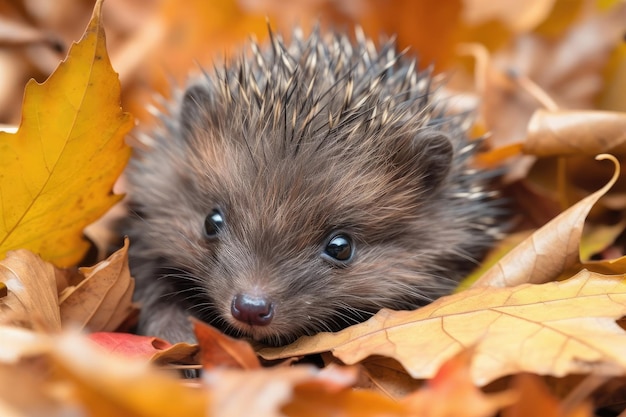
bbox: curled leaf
[473,154,619,288]
[525,110,626,157]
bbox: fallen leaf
[402,348,516,417]
[358,357,424,399]
[0,0,132,267]
[502,374,593,417]
[261,270,626,386]
[58,238,135,332]
[204,364,406,417]
[472,154,618,288]
[51,331,209,417]
[524,110,626,157]
[0,326,50,363]
[0,249,61,331]
[193,318,261,370]
[481,2,626,148]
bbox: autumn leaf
[193,318,261,370]
[0,325,50,363]
[50,332,209,417]
[0,0,132,267]
[502,374,593,417]
[402,349,516,417]
[0,249,61,332]
[472,154,618,288]
[524,110,626,157]
[261,269,626,386]
[58,238,135,332]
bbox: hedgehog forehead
[202,29,433,150]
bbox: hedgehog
[123,27,503,346]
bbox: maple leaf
[0,0,132,267]
[260,269,626,386]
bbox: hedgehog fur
[124,27,503,346]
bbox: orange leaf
[193,318,260,370]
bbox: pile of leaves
[1,0,626,415]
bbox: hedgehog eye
[323,234,354,264]
[204,209,225,238]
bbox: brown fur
[123,28,502,345]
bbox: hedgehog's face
[144,85,469,346]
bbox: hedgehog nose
[231,294,274,326]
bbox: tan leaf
[472,154,618,288]
[260,270,626,386]
[58,238,134,332]
[50,332,209,417]
[0,250,61,332]
[524,110,626,157]
[358,357,424,399]
[0,326,50,363]
[482,2,626,148]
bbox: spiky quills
[125,26,504,345]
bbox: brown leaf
[472,154,618,288]
[0,326,50,363]
[50,332,209,417]
[0,250,61,332]
[524,110,626,157]
[482,3,626,148]
[358,357,424,399]
[402,349,516,417]
[206,365,345,417]
[502,374,593,417]
[260,270,626,386]
[58,238,134,332]
[193,318,260,370]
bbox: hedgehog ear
[396,130,454,191]
[179,84,216,136]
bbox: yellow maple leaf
[0,0,132,267]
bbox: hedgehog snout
[231,293,275,326]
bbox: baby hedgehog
[124,28,502,346]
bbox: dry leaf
[403,349,516,417]
[193,318,260,370]
[0,249,61,331]
[358,357,424,399]
[481,2,626,148]
[88,332,198,366]
[261,270,626,386]
[0,0,132,267]
[0,326,50,363]
[58,238,134,332]
[472,154,618,288]
[50,332,209,417]
[524,110,626,157]
[502,374,593,417]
